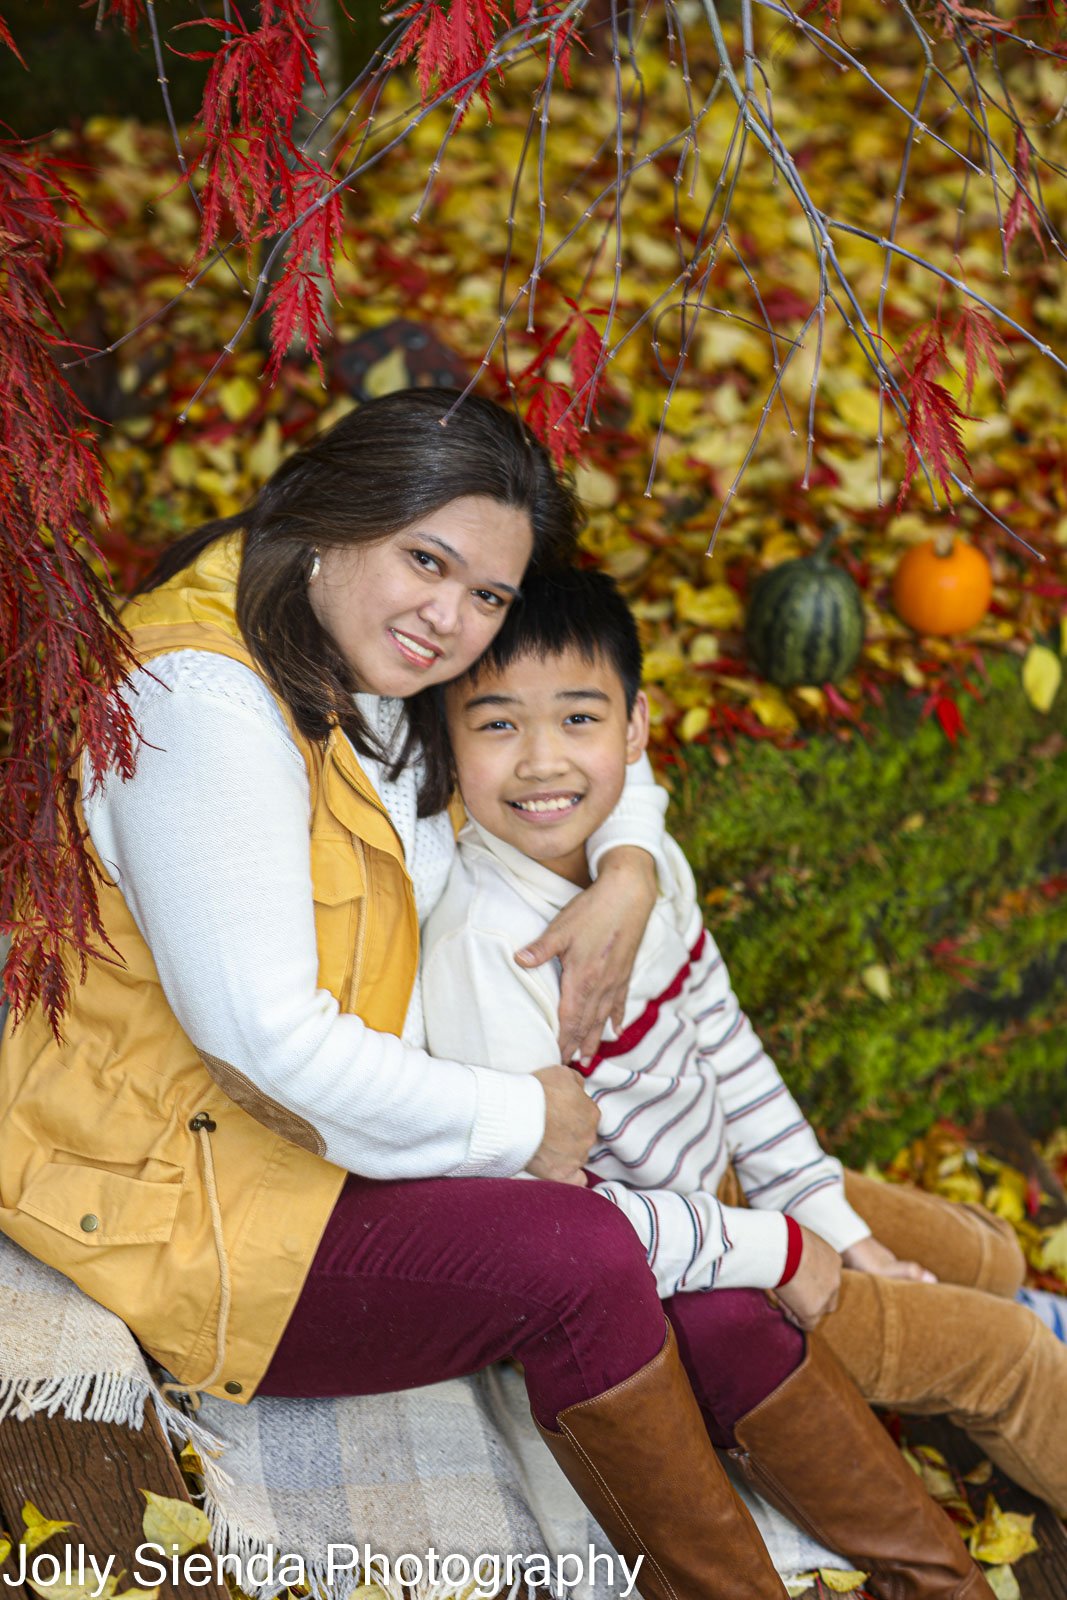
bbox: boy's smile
[446,645,649,886]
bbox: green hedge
[664,655,1067,1166]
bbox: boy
[422,565,1067,1551]
[423,565,874,1302]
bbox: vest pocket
[310,837,366,905]
[310,836,367,1005]
[17,1157,183,1246]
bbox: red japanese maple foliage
[896,325,973,511]
[0,116,140,1035]
[172,0,347,379]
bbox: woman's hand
[526,1066,601,1185]
[842,1234,937,1283]
[515,846,658,1062]
[775,1226,843,1331]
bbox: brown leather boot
[534,1321,787,1600]
[726,1332,995,1600]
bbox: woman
[0,391,981,1600]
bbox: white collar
[462,817,585,913]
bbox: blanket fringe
[151,1391,234,1479]
[0,1370,150,1428]
[0,1368,234,1488]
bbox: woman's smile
[388,626,444,668]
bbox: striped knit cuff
[777,1215,805,1287]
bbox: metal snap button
[80,1214,99,1233]
[189,1113,217,1132]
[224,1381,243,1395]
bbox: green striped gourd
[744,533,865,687]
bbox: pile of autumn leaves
[51,20,1067,758]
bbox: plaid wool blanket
[0,1227,843,1600]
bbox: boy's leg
[664,1287,992,1600]
[818,1269,1067,1515]
[843,1171,1025,1298]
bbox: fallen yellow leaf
[674,580,744,630]
[247,419,284,483]
[984,1170,1027,1224]
[984,1566,1021,1600]
[783,1575,818,1598]
[1038,1220,1067,1281]
[362,346,409,399]
[689,632,720,665]
[218,375,260,424]
[0,1539,10,1568]
[967,1498,1039,1565]
[573,464,618,507]
[21,1505,73,1554]
[749,688,799,733]
[1021,644,1062,714]
[28,1578,118,1600]
[139,1492,210,1558]
[760,530,805,565]
[793,686,827,716]
[643,646,688,682]
[819,1569,871,1592]
[903,1445,958,1503]
[861,964,892,1003]
[164,441,199,489]
[831,385,882,438]
[679,706,711,742]
[963,1461,994,1487]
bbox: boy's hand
[526,1065,601,1185]
[516,846,658,1062]
[774,1226,842,1331]
[842,1235,937,1283]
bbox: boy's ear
[625,690,650,765]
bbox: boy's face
[446,645,649,886]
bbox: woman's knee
[668,1286,799,1376]
[666,1289,803,1443]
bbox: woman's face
[308,495,534,697]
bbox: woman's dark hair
[134,388,583,814]
[466,566,643,712]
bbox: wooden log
[0,1402,227,1600]
[900,1414,1067,1600]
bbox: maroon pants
[259,1172,803,1448]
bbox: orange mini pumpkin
[891,532,993,636]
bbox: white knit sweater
[422,820,872,1296]
[83,650,669,1184]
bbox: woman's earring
[308,549,321,583]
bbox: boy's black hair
[467,564,643,712]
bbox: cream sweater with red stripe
[422,820,871,1296]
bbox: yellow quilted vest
[0,533,425,1402]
